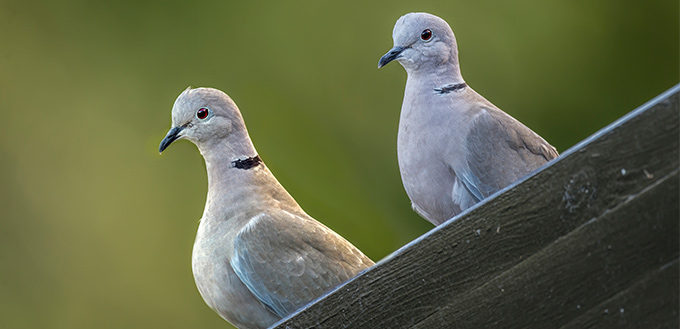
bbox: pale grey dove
[159,87,374,329]
[379,12,559,225]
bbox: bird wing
[231,211,374,317]
[459,108,559,201]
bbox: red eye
[196,107,209,120]
[421,29,432,41]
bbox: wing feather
[459,108,558,199]
[231,211,373,317]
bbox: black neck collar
[434,82,467,94]
[231,155,262,170]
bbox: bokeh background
[0,0,677,328]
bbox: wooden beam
[273,84,680,329]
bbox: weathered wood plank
[273,84,680,329]
[412,170,678,328]
[559,260,679,329]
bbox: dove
[159,87,374,328]
[379,12,558,225]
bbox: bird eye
[196,107,210,120]
[421,29,433,41]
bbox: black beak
[378,46,407,68]
[159,126,184,153]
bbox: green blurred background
[0,0,677,328]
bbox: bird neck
[231,155,263,170]
[199,139,301,221]
[411,60,465,87]
[198,128,258,166]
[405,64,465,98]
[199,135,258,188]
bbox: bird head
[159,87,247,153]
[378,12,459,73]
